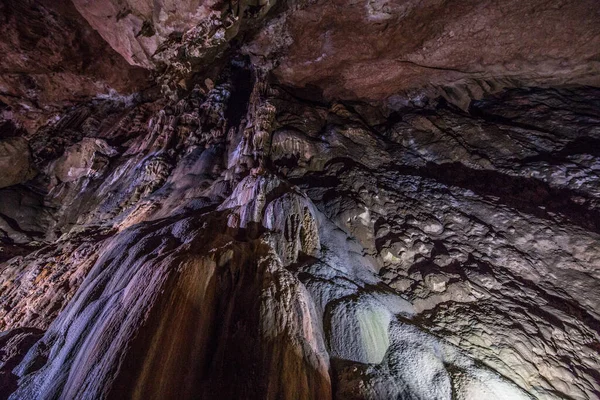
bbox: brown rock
[1,3,600,400]
[51,138,117,183]
[0,138,35,188]
[245,0,600,102]
[0,0,149,132]
[71,0,276,77]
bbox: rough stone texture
[0,0,149,132]
[273,86,600,400]
[71,0,276,92]
[1,2,600,400]
[245,0,600,104]
[0,327,43,399]
[51,138,118,183]
[1,71,599,399]
[0,138,36,189]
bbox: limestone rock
[51,138,117,183]
[1,3,600,400]
[3,73,600,400]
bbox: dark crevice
[518,136,600,164]
[0,212,44,238]
[387,161,600,234]
[469,101,562,136]
[224,61,254,130]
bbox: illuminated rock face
[2,79,598,400]
[1,2,600,400]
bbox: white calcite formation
[0,64,599,400]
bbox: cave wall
[1,1,600,400]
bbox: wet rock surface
[1,76,598,399]
[1,2,599,400]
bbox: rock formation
[1,1,599,400]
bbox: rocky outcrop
[71,0,275,70]
[65,0,600,107]
[70,0,277,97]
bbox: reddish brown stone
[0,0,149,132]
[245,0,600,102]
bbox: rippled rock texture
[1,1,600,400]
[1,73,599,399]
